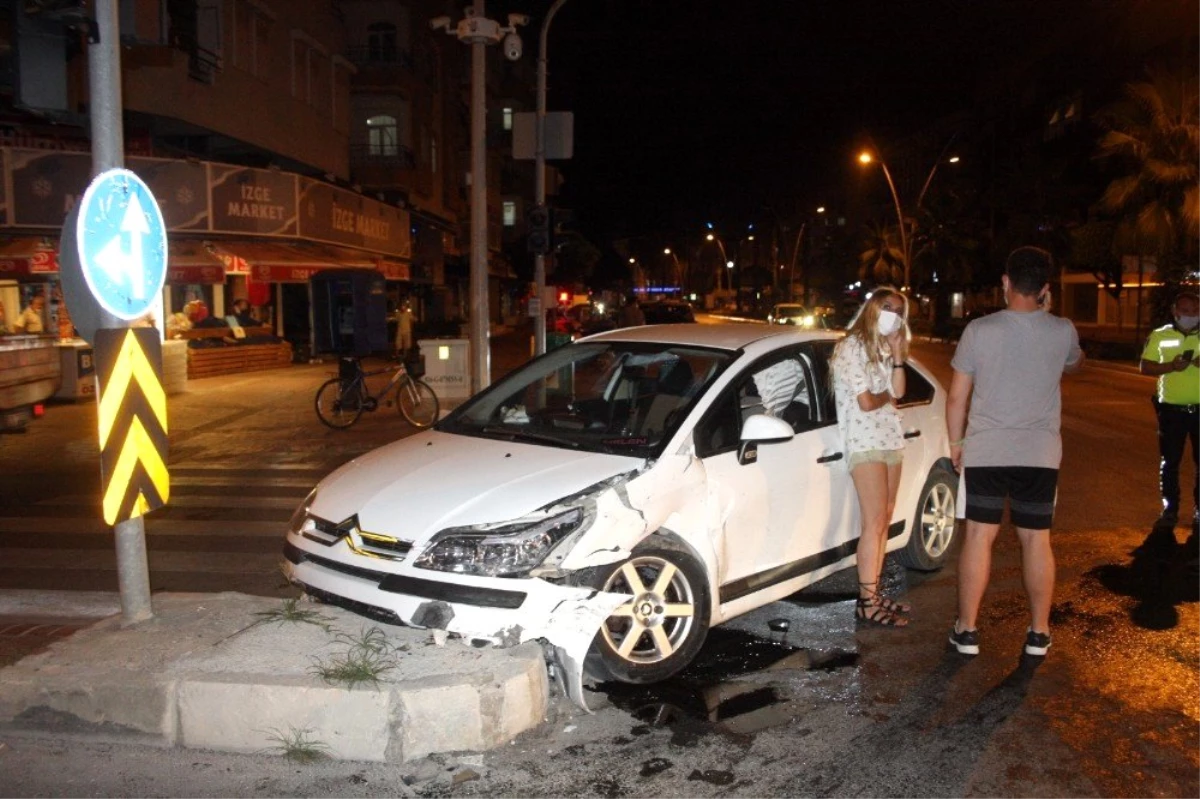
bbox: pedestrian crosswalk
[0,463,325,597]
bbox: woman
[831,287,910,626]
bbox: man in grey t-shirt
[945,247,1084,659]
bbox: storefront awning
[293,241,412,281]
[209,241,341,283]
[167,239,227,284]
[0,237,58,275]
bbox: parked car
[283,325,957,704]
[767,303,812,326]
[642,300,696,324]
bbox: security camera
[503,31,522,61]
[507,13,530,27]
[430,15,451,31]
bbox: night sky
[508,0,1197,244]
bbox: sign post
[57,0,168,625]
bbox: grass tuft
[263,726,331,764]
[311,626,399,688]
[253,597,335,632]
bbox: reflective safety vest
[1141,323,1200,405]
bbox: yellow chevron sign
[95,328,169,525]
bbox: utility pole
[432,5,527,390]
[90,0,153,624]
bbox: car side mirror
[737,414,794,466]
[740,414,794,443]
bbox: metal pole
[878,160,909,290]
[469,0,489,392]
[788,222,806,303]
[90,0,152,624]
[533,0,569,356]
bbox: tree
[858,221,905,286]
[1094,65,1200,330]
[1067,219,1124,326]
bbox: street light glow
[663,248,671,254]
[726,260,734,269]
[858,152,873,164]
[948,155,961,163]
[816,206,826,214]
[628,257,635,263]
[706,233,714,241]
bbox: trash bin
[418,338,471,399]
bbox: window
[502,107,513,131]
[367,21,398,63]
[367,115,398,156]
[895,365,935,408]
[503,201,516,227]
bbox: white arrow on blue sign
[76,168,167,321]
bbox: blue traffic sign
[75,169,167,321]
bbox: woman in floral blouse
[832,287,911,626]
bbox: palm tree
[1094,66,1200,334]
[859,221,905,285]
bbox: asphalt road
[0,322,1196,797]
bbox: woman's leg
[872,459,908,610]
[852,460,906,625]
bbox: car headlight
[288,489,317,534]
[802,315,815,327]
[413,508,585,578]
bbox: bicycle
[315,355,440,430]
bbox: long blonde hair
[842,286,910,367]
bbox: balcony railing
[345,45,414,70]
[349,143,416,169]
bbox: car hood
[308,430,644,543]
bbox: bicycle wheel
[315,378,364,429]
[397,378,440,428]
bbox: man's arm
[1064,350,1086,374]
[946,369,973,472]
[1140,356,1188,376]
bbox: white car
[283,325,957,703]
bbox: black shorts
[963,466,1059,530]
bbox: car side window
[895,365,935,407]
[804,341,839,422]
[695,346,821,458]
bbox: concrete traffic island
[0,592,549,763]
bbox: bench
[172,327,293,379]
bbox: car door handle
[903,430,921,439]
[816,452,844,463]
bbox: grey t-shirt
[950,309,1083,469]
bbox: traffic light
[527,204,550,255]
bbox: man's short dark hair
[1005,247,1054,296]
[232,298,249,311]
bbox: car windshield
[438,342,734,457]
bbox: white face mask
[878,309,903,336]
[1178,314,1199,331]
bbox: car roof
[579,323,842,351]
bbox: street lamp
[859,150,909,290]
[432,4,529,389]
[858,136,960,292]
[663,247,682,293]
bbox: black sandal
[855,596,908,627]
[877,594,912,615]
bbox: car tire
[574,536,711,685]
[898,466,958,571]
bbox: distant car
[642,300,696,324]
[283,325,957,703]
[768,303,815,327]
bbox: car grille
[302,514,413,562]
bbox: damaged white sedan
[283,325,957,703]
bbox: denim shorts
[848,449,904,469]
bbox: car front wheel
[898,466,958,571]
[577,538,711,685]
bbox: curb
[0,592,549,763]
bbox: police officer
[1139,291,1199,536]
